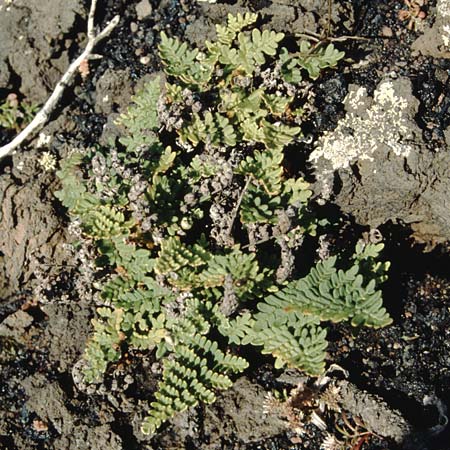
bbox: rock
[135,0,152,20]
[337,380,412,443]
[22,374,123,450]
[153,377,286,449]
[0,0,83,103]
[381,25,393,37]
[411,0,450,58]
[0,150,68,299]
[311,77,450,247]
[0,310,33,338]
[444,126,450,147]
[94,68,133,115]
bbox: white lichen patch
[442,24,450,47]
[438,0,450,48]
[36,132,51,148]
[438,0,450,17]
[39,151,57,171]
[345,86,367,111]
[310,80,414,174]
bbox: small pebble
[135,0,152,20]
[130,22,138,33]
[32,419,48,432]
[382,26,393,37]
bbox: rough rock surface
[337,380,412,443]
[412,0,450,59]
[0,150,68,299]
[22,374,122,450]
[154,377,287,449]
[0,0,83,103]
[312,77,450,247]
[94,68,133,116]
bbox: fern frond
[55,152,87,210]
[159,32,198,75]
[214,12,258,46]
[269,257,391,327]
[262,93,293,116]
[248,323,328,374]
[240,185,281,224]
[83,307,125,383]
[101,276,134,303]
[129,312,167,349]
[237,253,391,375]
[220,88,266,125]
[234,29,284,73]
[261,119,301,149]
[279,42,345,83]
[283,178,312,206]
[142,298,248,435]
[82,205,135,239]
[199,249,262,295]
[179,111,237,148]
[216,312,255,345]
[155,237,210,276]
[159,32,213,86]
[117,77,161,154]
[188,155,219,182]
[238,146,283,194]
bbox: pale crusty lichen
[438,0,450,17]
[309,79,416,200]
[438,0,450,48]
[39,151,57,171]
[310,81,413,172]
[442,24,450,48]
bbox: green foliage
[83,307,125,383]
[55,152,89,211]
[258,254,392,328]
[154,236,210,277]
[141,299,248,435]
[219,246,391,375]
[0,95,38,131]
[116,78,161,153]
[83,205,135,239]
[279,42,345,83]
[179,111,237,148]
[55,12,391,438]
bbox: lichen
[442,24,450,48]
[438,0,450,17]
[310,79,415,199]
[437,0,450,48]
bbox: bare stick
[0,2,120,160]
[87,0,98,40]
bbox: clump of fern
[56,13,391,437]
[0,94,38,132]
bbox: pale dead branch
[0,0,120,160]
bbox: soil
[0,0,449,449]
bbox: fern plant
[55,13,390,437]
[0,95,38,132]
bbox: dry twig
[0,0,120,160]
